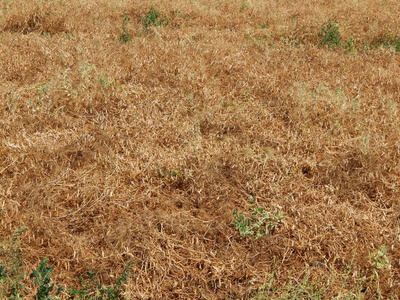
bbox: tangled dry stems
[1,0,400,298]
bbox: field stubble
[1,0,400,298]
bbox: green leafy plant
[345,37,355,53]
[68,260,133,299]
[254,271,327,299]
[375,40,391,49]
[233,197,284,239]
[158,167,184,182]
[374,35,400,52]
[368,246,392,298]
[170,10,188,19]
[392,36,400,52]
[250,256,373,299]
[0,266,10,297]
[119,14,131,43]
[30,258,63,300]
[99,74,115,89]
[0,226,29,299]
[1,227,133,299]
[141,7,169,30]
[370,246,391,271]
[319,19,342,49]
[41,30,51,37]
[141,7,169,31]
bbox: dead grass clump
[1,0,67,35]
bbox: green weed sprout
[319,19,342,49]
[30,258,63,300]
[68,260,133,300]
[233,198,284,239]
[119,14,131,43]
[0,226,29,299]
[141,7,169,30]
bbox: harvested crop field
[1,0,400,298]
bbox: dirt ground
[1,0,400,298]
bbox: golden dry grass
[1,0,400,298]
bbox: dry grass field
[1,0,400,298]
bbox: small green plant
[30,258,63,300]
[376,40,391,49]
[250,257,374,299]
[345,37,355,53]
[99,74,115,89]
[158,167,182,181]
[1,227,133,299]
[141,7,169,31]
[319,19,342,49]
[369,246,391,299]
[170,10,188,19]
[370,246,391,271]
[233,197,284,239]
[361,40,370,51]
[0,226,29,299]
[392,36,400,52]
[119,14,131,43]
[38,83,50,102]
[261,271,326,299]
[41,30,51,37]
[68,260,133,299]
[375,35,400,52]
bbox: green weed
[170,10,188,19]
[392,36,400,52]
[370,246,391,271]
[0,226,29,299]
[369,246,392,299]
[41,30,51,37]
[319,19,342,49]
[373,35,400,52]
[30,258,63,300]
[141,7,169,31]
[251,265,329,300]
[345,38,356,53]
[38,83,50,102]
[119,14,131,43]
[283,27,309,47]
[259,22,267,29]
[251,249,397,299]
[1,228,133,299]
[233,197,284,239]
[68,260,133,300]
[158,167,183,181]
[361,40,370,51]
[251,260,368,299]
[99,74,115,89]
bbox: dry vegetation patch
[1,0,400,298]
